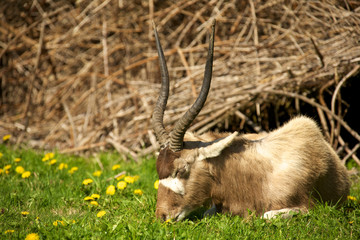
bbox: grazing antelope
[152,20,350,221]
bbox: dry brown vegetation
[0,0,359,165]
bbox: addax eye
[177,167,188,178]
[171,170,178,178]
[174,169,183,177]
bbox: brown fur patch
[156,147,181,179]
[207,138,272,217]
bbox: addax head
[152,20,234,221]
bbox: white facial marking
[159,177,185,195]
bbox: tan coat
[155,116,350,221]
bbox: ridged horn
[169,20,216,152]
[152,21,170,147]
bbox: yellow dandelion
[347,196,357,201]
[0,168,3,174]
[3,134,11,142]
[0,152,3,158]
[58,163,68,170]
[4,164,11,171]
[82,178,93,185]
[90,201,99,206]
[117,181,127,190]
[91,194,100,199]
[15,166,25,174]
[68,166,78,174]
[49,159,57,165]
[154,180,159,190]
[93,170,102,177]
[42,152,54,162]
[22,171,31,178]
[5,229,15,234]
[124,176,135,184]
[53,220,66,226]
[165,218,172,223]
[112,164,121,170]
[84,196,95,201]
[21,211,30,216]
[116,174,125,180]
[25,233,39,240]
[72,220,76,224]
[134,189,143,196]
[14,158,21,162]
[106,185,116,195]
[45,152,54,159]
[97,210,106,218]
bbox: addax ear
[197,132,238,161]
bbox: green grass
[0,143,359,239]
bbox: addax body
[151,20,350,221]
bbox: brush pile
[1,0,359,165]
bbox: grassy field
[1,142,359,240]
